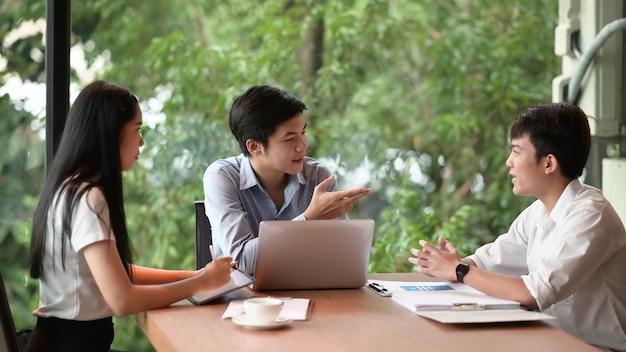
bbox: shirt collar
[296,171,307,185]
[239,156,258,190]
[549,178,582,224]
[238,155,307,190]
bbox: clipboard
[368,280,556,324]
[415,309,556,324]
[188,269,255,305]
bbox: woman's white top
[35,185,116,321]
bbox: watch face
[456,263,470,283]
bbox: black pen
[368,282,392,296]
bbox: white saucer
[232,316,292,330]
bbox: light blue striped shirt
[203,154,343,274]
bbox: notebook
[252,219,375,291]
[188,269,255,305]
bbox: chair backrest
[194,200,213,269]
[0,271,20,352]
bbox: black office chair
[194,200,213,269]
[0,271,21,352]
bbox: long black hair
[29,81,137,279]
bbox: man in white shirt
[409,102,626,351]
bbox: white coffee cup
[240,297,282,324]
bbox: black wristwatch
[455,262,470,283]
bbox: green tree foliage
[1,0,556,350]
[0,0,48,335]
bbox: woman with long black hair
[26,81,233,351]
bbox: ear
[544,154,559,175]
[246,139,263,157]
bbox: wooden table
[136,273,599,352]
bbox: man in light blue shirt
[203,85,372,275]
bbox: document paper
[368,279,555,324]
[390,282,520,311]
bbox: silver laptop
[252,219,375,291]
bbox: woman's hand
[200,256,234,290]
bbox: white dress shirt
[467,179,626,351]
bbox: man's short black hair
[510,102,591,180]
[229,85,307,156]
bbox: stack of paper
[390,283,520,312]
[367,280,555,324]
